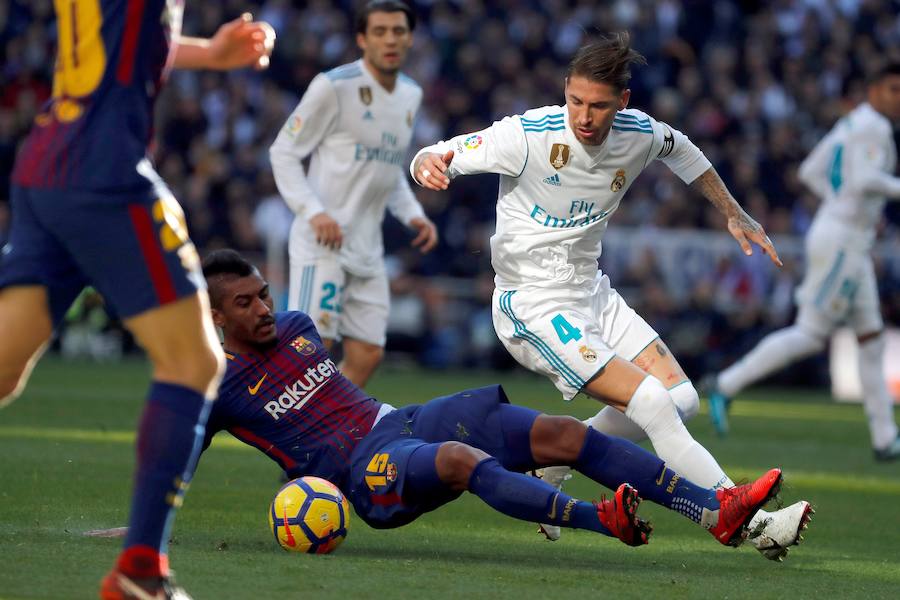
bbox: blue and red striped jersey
[12,0,179,191]
[205,311,383,490]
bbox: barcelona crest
[290,336,316,356]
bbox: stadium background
[2,0,899,385]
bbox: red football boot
[100,569,192,600]
[709,468,783,547]
[595,483,652,547]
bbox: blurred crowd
[2,0,900,381]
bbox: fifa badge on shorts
[579,345,598,363]
[550,143,570,170]
[359,86,373,105]
[290,336,317,356]
[611,169,627,192]
[318,312,332,329]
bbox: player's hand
[309,212,343,250]
[414,150,454,191]
[727,212,783,267]
[209,13,276,71]
[408,216,438,254]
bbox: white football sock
[718,325,825,397]
[585,380,700,440]
[623,376,733,489]
[858,335,898,449]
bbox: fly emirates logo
[263,358,338,420]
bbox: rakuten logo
[264,358,337,420]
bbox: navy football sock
[468,457,613,535]
[121,382,211,577]
[574,427,718,524]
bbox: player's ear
[356,31,367,53]
[619,88,631,110]
[210,307,225,329]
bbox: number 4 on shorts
[551,313,582,344]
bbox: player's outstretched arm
[412,150,455,191]
[173,13,275,71]
[691,167,783,267]
[410,116,529,189]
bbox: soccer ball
[268,476,350,554]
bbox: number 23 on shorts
[551,313,582,344]
[320,282,343,312]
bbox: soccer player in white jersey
[411,34,812,559]
[270,1,437,387]
[705,63,900,461]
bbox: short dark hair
[202,249,257,308]
[566,32,647,91]
[355,0,416,34]
[868,61,900,86]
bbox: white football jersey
[271,60,425,276]
[411,106,711,289]
[798,102,900,250]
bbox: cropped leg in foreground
[103,293,224,594]
[0,186,226,599]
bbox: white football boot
[746,500,814,561]
[533,466,572,541]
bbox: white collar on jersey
[359,57,403,96]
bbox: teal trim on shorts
[626,335,661,362]
[814,250,845,308]
[499,291,585,392]
[298,265,315,313]
[667,379,691,391]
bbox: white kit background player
[411,34,812,559]
[706,62,900,461]
[270,1,437,387]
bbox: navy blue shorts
[0,185,204,325]
[347,385,538,529]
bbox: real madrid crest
[359,86,372,106]
[610,169,626,192]
[579,345,598,363]
[550,143,570,170]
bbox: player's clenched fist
[309,212,343,250]
[413,150,454,190]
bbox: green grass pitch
[1,357,899,599]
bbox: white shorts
[288,256,389,347]
[492,273,659,400]
[795,234,882,337]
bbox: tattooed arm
[691,167,783,267]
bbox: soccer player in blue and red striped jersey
[0,3,273,599]
[202,249,786,551]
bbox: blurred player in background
[411,33,811,559]
[199,248,788,552]
[270,0,437,388]
[705,63,900,461]
[0,2,273,598]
